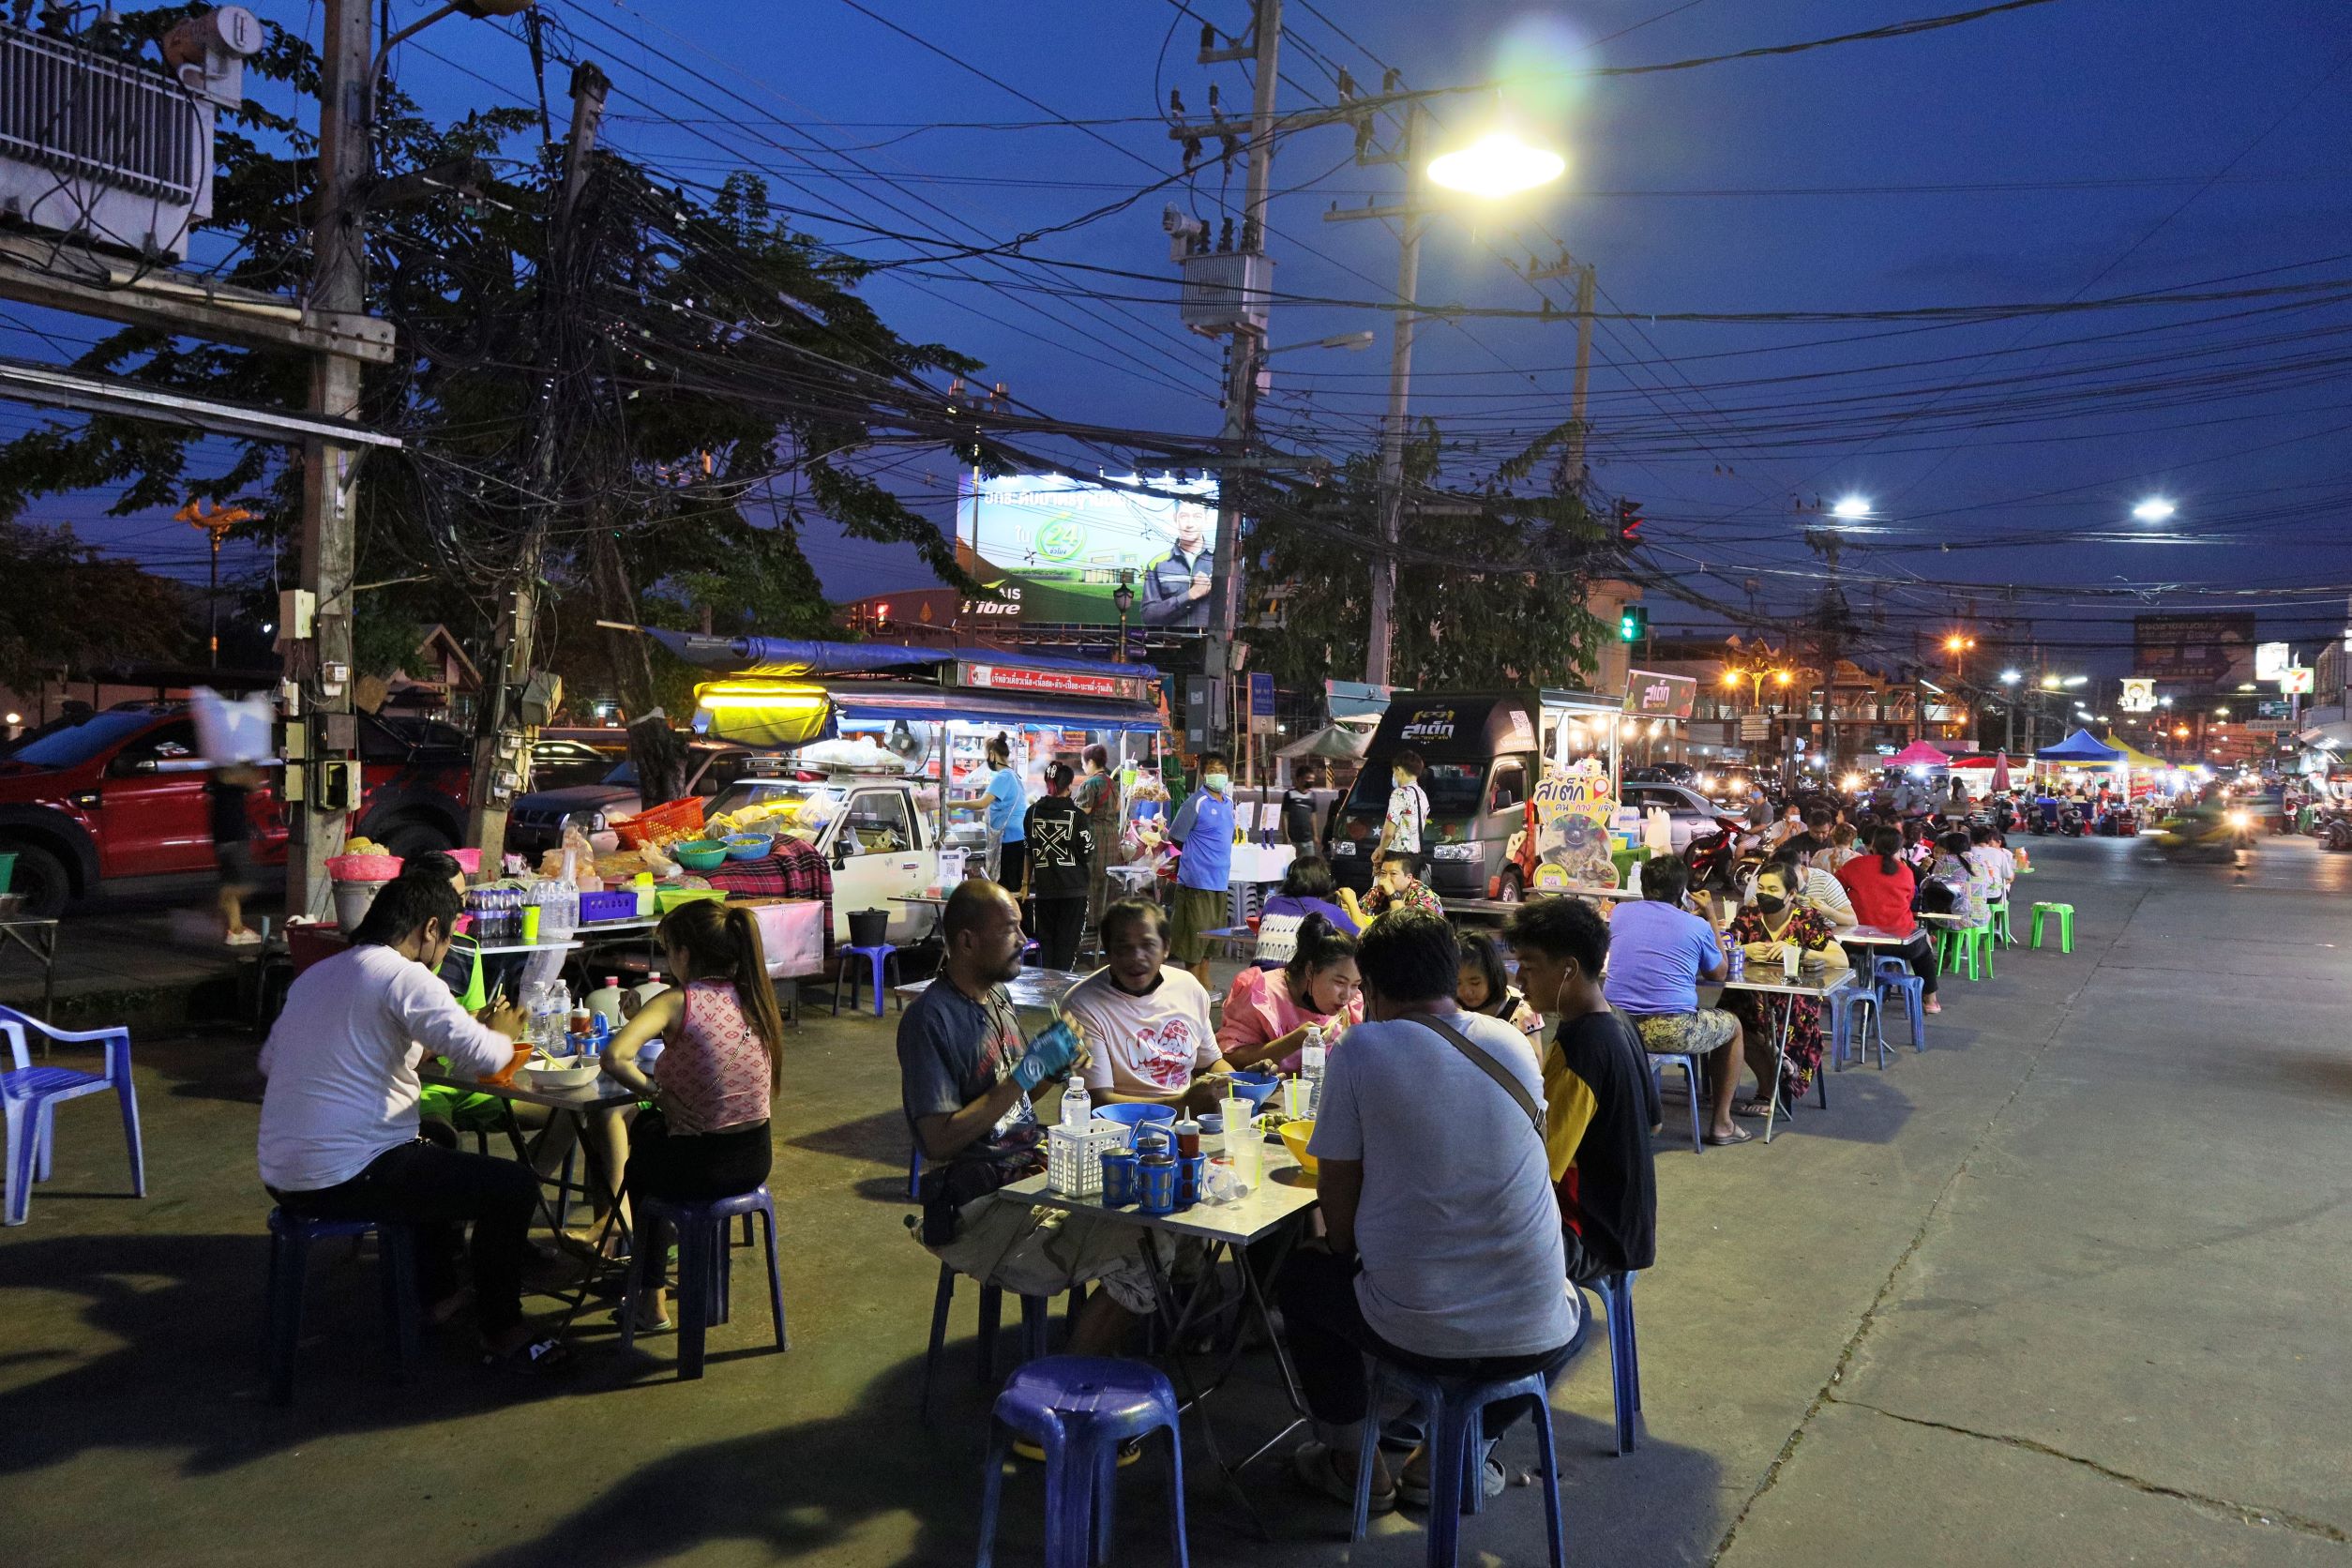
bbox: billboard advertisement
[2133,613,2255,686]
[960,472,1220,627]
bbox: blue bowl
[1225,1072,1281,1110]
[1093,1103,1176,1132]
[720,833,773,861]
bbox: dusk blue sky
[6,0,2349,673]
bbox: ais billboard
[960,473,1219,627]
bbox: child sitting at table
[601,899,784,1333]
[1456,931,1542,1035]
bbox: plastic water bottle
[1062,1077,1091,1128]
[1301,1033,1328,1119]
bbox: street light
[1832,495,1871,520]
[1999,670,2021,685]
[2132,497,2178,523]
[1111,569,1136,663]
[1426,131,1568,199]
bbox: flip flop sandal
[610,1307,672,1334]
[487,1335,574,1375]
[1013,1437,1143,1467]
[1290,1440,1394,1513]
[1703,1127,1755,1147]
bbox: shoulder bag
[1404,1011,1545,1143]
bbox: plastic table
[1711,968,1856,1142]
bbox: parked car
[0,702,471,917]
[528,731,633,792]
[703,764,942,945]
[1330,691,1542,901]
[1619,779,1732,852]
[503,740,756,860]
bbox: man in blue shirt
[1167,751,1235,987]
[1600,856,1749,1146]
[952,733,1029,889]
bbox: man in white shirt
[1379,749,1430,858]
[1279,908,1586,1512]
[257,874,556,1368]
[1064,900,1232,1115]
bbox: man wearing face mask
[1507,898,1661,1285]
[1168,751,1237,987]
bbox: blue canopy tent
[2035,729,2125,765]
[636,627,1153,684]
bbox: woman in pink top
[1218,913,1364,1073]
[605,900,784,1331]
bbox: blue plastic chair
[1595,1272,1640,1456]
[834,943,901,1018]
[977,1355,1188,1568]
[621,1184,787,1380]
[262,1208,420,1405]
[1870,957,1927,1048]
[1646,1052,1705,1153]
[909,1139,925,1201]
[1825,986,1884,1072]
[922,1260,1062,1417]
[1,1005,144,1227]
[1349,1361,1567,1568]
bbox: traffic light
[1614,497,1644,543]
[1619,605,1648,643]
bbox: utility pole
[1204,0,1279,770]
[289,0,373,921]
[1362,103,1427,688]
[468,60,608,856]
[1528,253,1597,488]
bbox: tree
[0,8,987,723]
[0,521,190,693]
[1248,427,1610,693]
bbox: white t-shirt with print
[1383,780,1429,855]
[1065,966,1219,1097]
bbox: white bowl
[523,1054,601,1091]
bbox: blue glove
[1011,1020,1080,1093]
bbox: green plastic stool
[1988,898,2013,947]
[2029,902,2074,953]
[1938,925,1996,981]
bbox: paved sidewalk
[2,837,2348,1566]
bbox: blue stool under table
[1870,957,1927,1049]
[1350,1359,1567,1568]
[924,1261,1076,1417]
[2,1005,145,1227]
[977,1354,1188,1568]
[262,1209,421,1405]
[622,1184,788,1380]
[1647,1051,1705,1153]
[835,943,902,1018]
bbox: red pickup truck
[0,703,472,917]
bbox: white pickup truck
[701,765,943,946]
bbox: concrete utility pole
[1528,253,1597,488]
[467,60,608,857]
[289,0,374,921]
[1205,0,1279,770]
[1362,103,1427,689]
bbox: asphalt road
[3,832,2348,1566]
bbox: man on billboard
[1139,504,1215,628]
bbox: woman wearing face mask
[1718,863,1848,1118]
[1216,914,1363,1073]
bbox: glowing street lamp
[2132,497,2178,523]
[1426,131,1567,199]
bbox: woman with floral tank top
[604,900,786,1332]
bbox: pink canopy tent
[1887,740,1953,768]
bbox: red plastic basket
[612,796,705,849]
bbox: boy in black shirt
[1506,897,1660,1285]
[1021,761,1093,969]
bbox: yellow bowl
[1278,1119,1318,1175]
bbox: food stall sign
[956,661,1146,703]
[1622,669,1697,719]
[1516,761,1619,891]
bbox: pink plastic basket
[325,852,402,882]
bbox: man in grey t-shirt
[1280,908,1586,1512]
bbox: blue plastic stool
[1,1006,145,1227]
[622,1185,787,1380]
[1825,986,1884,1072]
[924,1261,1062,1416]
[1870,957,1928,1049]
[1596,1272,1640,1456]
[909,1140,925,1201]
[1646,1051,1705,1153]
[834,944,901,1018]
[1349,1361,1567,1568]
[976,1355,1188,1568]
[262,1209,420,1405]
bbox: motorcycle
[1683,816,1765,895]
[2316,809,2352,852]
[2058,802,2087,837]
[2154,807,2253,864]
